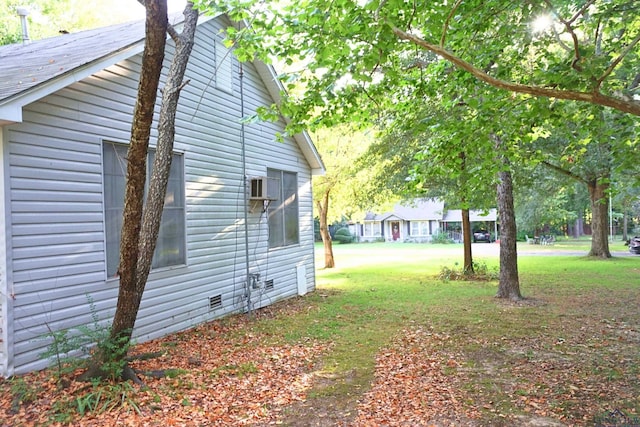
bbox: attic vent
[265,279,274,291]
[209,295,222,310]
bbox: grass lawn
[1,239,638,426]
[284,240,640,425]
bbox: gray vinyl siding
[4,17,316,374]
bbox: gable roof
[363,199,498,222]
[0,13,324,175]
[366,199,445,221]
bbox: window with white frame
[363,221,382,237]
[103,142,186,277]
[267,169,299,248]
[410,221,430,236]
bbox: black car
[473,230,492,243]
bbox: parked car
[473,230,492,243]
[628,236,640,254]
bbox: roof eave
[0,43,144,124]
[0,12,214,125]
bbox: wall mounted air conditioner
[249,176,279,200]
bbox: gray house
[356,199,497,243]
[0,13,324,376]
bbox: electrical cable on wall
[239,61,253,316]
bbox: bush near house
[334,227,354,244]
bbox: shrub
[430,232,454,244]
[333,227,354,244]
[438,261,498,281]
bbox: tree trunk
[316,191,335,268]
[461,208,473,273]
[85,2,199,382]
[622,207,629,242]
[576,216,584,237]
[496,169,522,300]
[111,0,168,346]
[587,179,611,258]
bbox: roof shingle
[0,19,146,103]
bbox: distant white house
[0,13,324,376]
[355,199,497,243]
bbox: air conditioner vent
[265,279,274,290]
[249,176,279,200]
[209,294,222,310]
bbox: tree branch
[540,160,587,186]
[167,24,179,41]
[440,0,463,47]
[595,31,640,91]
[543,0,590,72]
[390,26,640,116]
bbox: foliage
[39,297,131,383]
[311,126,377,222]
[430,231,454,244]
[514,166,585,235]
[7,376,38,413]
[48,380,140,423]
[333,227,354,244]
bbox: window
[103,142,186,277]
[363,221,382,237]
[267,169,299,248]
[410,221,430,236]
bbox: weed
[48,380,140,422]
[211,362,258,378]
[438,260,498,281]
[164,368,188,379]
[8,376,38,413]
[39,295,131,383]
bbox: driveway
[471,242,635,257]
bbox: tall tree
[493,135,521,300]
[312,126,373,268]
[529,103,638,256]
[85,1,199,381]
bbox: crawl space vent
[209,294,222,310]
[265,279,274,290]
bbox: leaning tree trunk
[496,169,522,300]
[587,179,611,258]
[316,190,335,268]
[84,2,199,382]
[108,0,168,377]
[461,208,473,273]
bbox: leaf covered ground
[1,247,639,426]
